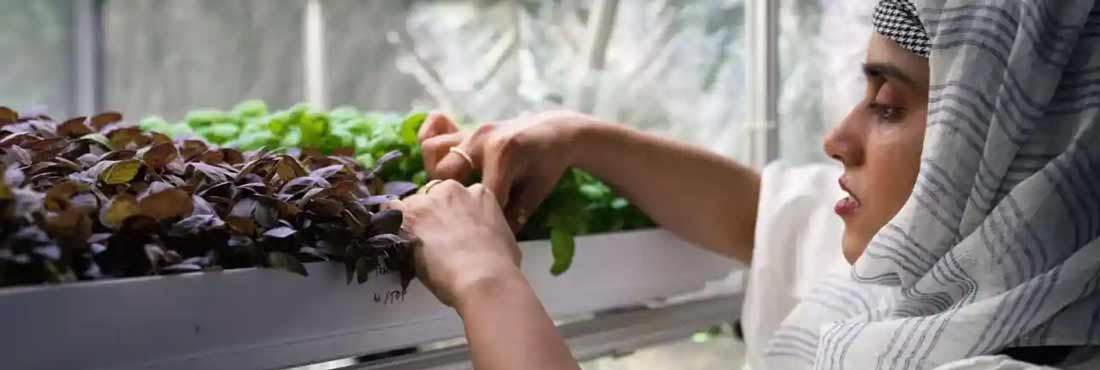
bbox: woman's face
[824,33,930,264]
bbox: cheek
[864,120,925,218]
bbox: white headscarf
[764,0,1100,369]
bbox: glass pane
[392,0,748,159]
[777,0,872,164]
[602,0,749,159]
[0,0,71,116]
[323,0,425,112]
[103,0,306,120]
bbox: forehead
[866,33,931,88]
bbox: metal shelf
[346,294,743,370]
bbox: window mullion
[71,0,104,115]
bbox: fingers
[418,112,460,143]
[421,132,464,178]
[419,113,464,179]
[503,176,557,232]
[431,179,466,196]
[467,183,497,209]
[433,123,497,182]
[480,155,516,209]
[433,145,479,182]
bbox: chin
[840,233,868,265]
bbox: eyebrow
[863,63,918,86]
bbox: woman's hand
[418,110,759,264]
[391,180,581,370]
[388,180,521,307]
[418,111,595,231]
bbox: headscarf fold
[764,0,1100,369]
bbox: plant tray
[0,229,733,370]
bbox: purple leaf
[383,181,418,197]
[263,226,297,239]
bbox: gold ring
[419,179,444,195]
[450,147,476,169]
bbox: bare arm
[572,121,760,263]
[421,112,760,263]
[404,113,759,370]
[392,181,579,370]
[457,269,579,370]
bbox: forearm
[570,121,760,263]
[455,270,579,370]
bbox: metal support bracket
[746,0,780,168]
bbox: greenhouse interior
[8,0,1097,370]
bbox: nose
[823,106,865,166]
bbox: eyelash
[868,102,904,122]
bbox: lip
[835,177,862,218]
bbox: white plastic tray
[0,229,734,370]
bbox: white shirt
[741,162,851,370]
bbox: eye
[869,102,905,122]
[868,83,906,122]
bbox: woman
[390,0,1100,369]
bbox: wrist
[566,117,616,169]
[452,263,530,316]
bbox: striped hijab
[764,1,1100,369]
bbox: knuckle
[487,132,520,157]
[420,113,452,138]
[481,188,499,202]
[473,122,497,139]
[468,184,493,200]
[421,138,441,153]
[438,180,464,192]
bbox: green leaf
[231,100,268,119]
[329,126,354,149]
[411,171,427,186]
[237,131,277,150]
[299,110,329,147]
[79,133,112,150]
[347,117,373,136]
[168,124,195,139]
[99,159,143,185]
[139,116,169,131]
[267,112,291,136]
[549,227,576,276]
[287,103,310,127]
[206,123,240,144]
[399,112,427,146]
[579,182,610,200]
[280,129,302,149]
[186,110,229,128]
[329,106,360,120]
[354,136,372,154]
[367,131,401,158]
[356,153,374,169]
